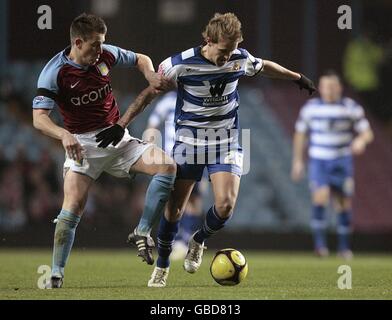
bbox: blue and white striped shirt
[295,97,370,160]
[147,91,176,154]
[159,46,263,147]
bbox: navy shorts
[308,156,354,196]
[173,142,243,181]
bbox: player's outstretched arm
[135,53,174,92]
[261,60,317,95]
[32,109,83,161]
[118,86,158,128]
[95,86,159,148]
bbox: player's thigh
[130,145,176,176]
[308,159,330,205]
[165,179,196,222]
[311,186,330,206]
[210,171,241,217]
[63,169,94,215]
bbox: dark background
[1,0,391,251]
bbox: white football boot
[183,234,206,273]
[148,267,170,287]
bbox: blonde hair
[202,13,243,43]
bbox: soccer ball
[210,248,248,286]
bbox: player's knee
[167,161,177,175]
[215,199,235,218]
[312,190,329,206]
[343,200,352,211]
[313,199,328,207]
[166,205,183,221]
[158,160,177,176]
[173,208,183,221]
[334,198,352,212]
[63,193,86,215]
[62,202,84,216]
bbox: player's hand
[294,74,317,95]
[95,124,125,148]
[146,71,175,92]
[291,160,305,182]
[351,137,366,155]
[61,132,84,162]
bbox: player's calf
[157,161,177,176]
[51,210,81,280]
[214,199,235,219]
[156,216,180,268]
[192,206,230,246]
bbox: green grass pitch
[0,249,391,299]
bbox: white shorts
[64,127,153,180]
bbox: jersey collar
[61,46,90,71]
[320,98,344,105]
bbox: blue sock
[193,206,229,244]
[157,216,180,268]
[337,211,352,251]
[175,213,202,244]
[136,173,175,236]
[52,209,81,278]
[310,205,327,250]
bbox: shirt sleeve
[103,44,137,68]
[244,50,264,77]
[295,106,309,133]
[32,58,61,110]
[158,57,179,81]
[352,105,370,133]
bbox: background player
[32,13,175,288]
[291,71,374,259]
[145,91,204,260]
[147,12,316,287]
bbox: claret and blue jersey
[159,46,264,180]
[32,44,137,134]
[295,97,370,194]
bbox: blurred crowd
[343,28,392,125]
[0,81,148,233]
[1,27,392,234]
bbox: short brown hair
[202,13,243,43]
[70,13,107,42]
[320,70,342,84]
